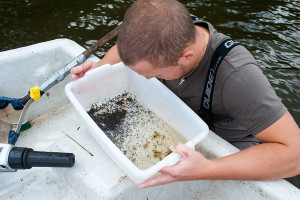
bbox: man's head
[117,0,196,71]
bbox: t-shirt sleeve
[221,64,287,135]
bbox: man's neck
[193,25,210,68]
[181,25,210,74]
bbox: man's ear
[178,48,194,66]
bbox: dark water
[0,0,299,188]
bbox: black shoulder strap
[199,39,241,129]
[190,14,202,22]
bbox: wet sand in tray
[87,92,187,170]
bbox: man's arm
[138,111,300,188]
[71,44,121,80]
[96,44,121,66]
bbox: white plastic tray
[65,62,209,184]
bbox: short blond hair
[117,0,196,67]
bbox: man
[71,0,300,189]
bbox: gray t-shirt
[164,21,287,149]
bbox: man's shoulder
[216,45,261,94]
[192,17,259,71]
[223,45,259,70]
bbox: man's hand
[70,60,99,80]
[70,44,121,80]
[138,143,212,188]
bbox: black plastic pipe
[8,147,75,169]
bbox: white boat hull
[0,39,299,200]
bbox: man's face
[128,60,188,80]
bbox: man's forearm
[201,112,300,181]
[205,142,299,181]
[97,44,121,66]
